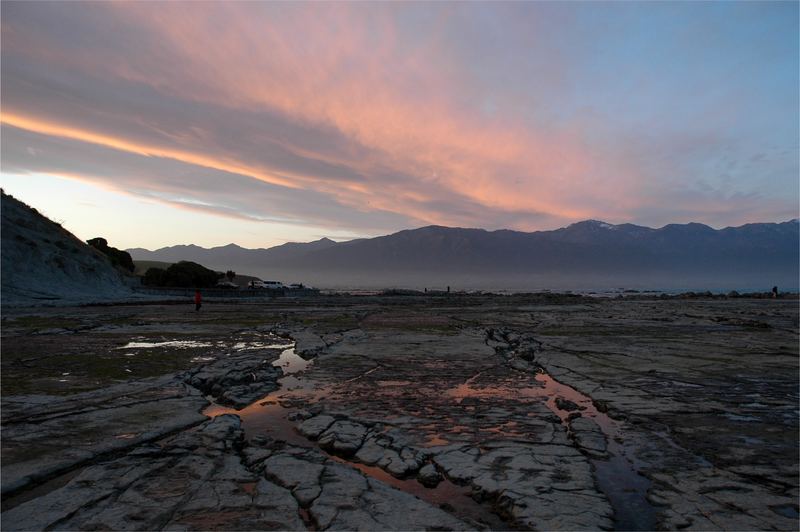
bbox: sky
[1,1,798,250]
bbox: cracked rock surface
[2,295,798,530]
[3,415,306,531]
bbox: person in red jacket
[194,289,202,311]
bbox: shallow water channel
[204,338,657,530]
[203,343,509,530]
[533,370,656,531]
[444,364,657,530]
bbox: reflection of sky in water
[115,340,212,349]
[272,347,312,375]
[233,342,293,351]
[205,346,320,418]
[116,333,292,352]
[203,345,327,446]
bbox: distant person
[771,286,778,298]
[194,289,202,311]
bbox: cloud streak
[2,1,797,242]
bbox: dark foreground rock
[183,350,283,409]
[2,296,797,530]
[262,447,471,530]
[1,375,207,497]
[2,416,307,531]
[3,415,472,531]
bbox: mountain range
[128,220,800,291]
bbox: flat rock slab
[569,417,608,457]
[2,296,797,531]
[264,447,471,531]
[434,442,614,530]
[1,377,208,496]
[2,415,306,531]
[183,351,283,409]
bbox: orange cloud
[0,112,301,190]
[0,2,664,230]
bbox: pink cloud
[2,2,793,233]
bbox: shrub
[144,262,222,288]
[86,237,135,272]
[143,267,166,286]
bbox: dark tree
[164,261,223,288]
[226,270,236,282]
[143,267,166,286]
[143,262,221,288]
[86,237,135,272]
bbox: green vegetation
[1,342,213,396]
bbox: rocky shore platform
[2,293,797,530]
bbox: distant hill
[132,260,263,288]
[132,260,174,276]
[1,191,134,305]
[127,220,799,291]
[128,237,337,272]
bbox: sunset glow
[2,1,797,249]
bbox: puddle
[272,347,312,375]
[115,340,213,349]
[327,456,510,530]
[203,344,509,529]
[204,345,327,445]
[233,341,294,351]
[533,370,656,531]
[444,366,657,530]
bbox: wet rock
[555,397,583,411]
[592,399,609,413]
[355,435,389,465]
[287,409,312,421]
[298,414,337,439]
[4,295,796,531]
[649,469,799,531]
[318,420,368,456]
[250,478,306,530]
[1,376,207,497]
[417,464,443,487]
[185,355,282,409]
[263,451,325,506]
[569,417,608,456]
[242,447,273,470]
[264,448,470,530]
[434,442,613,529]
[509,359,532,372]
[290,329,328,357]
[1,415,295,531]
[379,446,424,477]
[433,447,481,483]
